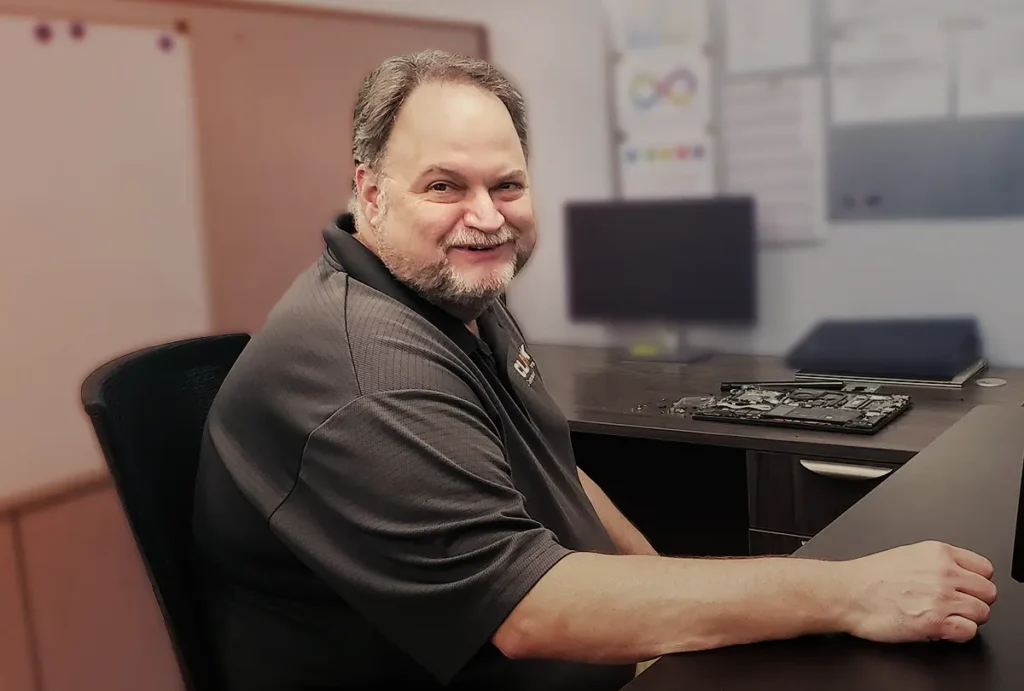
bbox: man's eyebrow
[417,166,466,181]
[415,166,527,182]
[497,169,527,181]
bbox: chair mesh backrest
[80,333,250,691]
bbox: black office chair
[80,333,250,691]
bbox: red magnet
[34,22,52,43]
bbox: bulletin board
[824,1,1024,221]
[0,13,209,501]
[606,0,1024,240]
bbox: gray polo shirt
[192,214,633,690]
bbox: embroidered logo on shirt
[512,344,537,386]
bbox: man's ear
[354,165,385,229]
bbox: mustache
[444,225,519,249]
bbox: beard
[372,214,532,322]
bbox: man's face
[355,81,537,321]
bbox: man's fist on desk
[838,540,998,643]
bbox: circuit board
[690,387,912,435]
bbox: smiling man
[192,50,997,691]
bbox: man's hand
[837,540,997,644]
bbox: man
[192,50,997,690]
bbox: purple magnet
[69,21,86,40]
[34,22,52,43]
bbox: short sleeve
[267,387,572,684]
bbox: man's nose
[464,190,505,232]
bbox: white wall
[267,0,1024,366]
[745,220,1024,365]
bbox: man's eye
[429,182,453,192]
[497,182,524,191]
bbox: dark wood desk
[535,344,1024,557]
[623,405,1024,691]
[532,344,1024,463]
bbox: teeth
[456,242,504,250]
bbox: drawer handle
[799,460,893,481]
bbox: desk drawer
[747,452,897,537]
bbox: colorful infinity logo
[629,68,699,110]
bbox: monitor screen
[565,197,757,325]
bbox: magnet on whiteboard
[34,22,52,43]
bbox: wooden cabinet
[747,452,899,552]
[0,518,35,691]
[17,485,184,691]
[0,481,184,691]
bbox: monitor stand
[611,325,714,365]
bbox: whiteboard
[0,16,209,501]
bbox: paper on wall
[619,128,715,200]
[721,77,826,245]
[614,46,711,132]
[955,10,1024,118]
[726,0,814,74]
[605,0,709,52]
[830,20,951,124]
[830,0,938,23]
[829,0,1014,24]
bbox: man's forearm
[494,551,844,663]
[577,468,658,556]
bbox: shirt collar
[322,213,481,356]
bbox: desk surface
[625,404,1024,691]
[532,344,1024,463]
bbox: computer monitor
[565,197,757,327]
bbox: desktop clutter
[561,197,990,436]
[684,317,988,435]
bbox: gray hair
[347,50,529,218]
